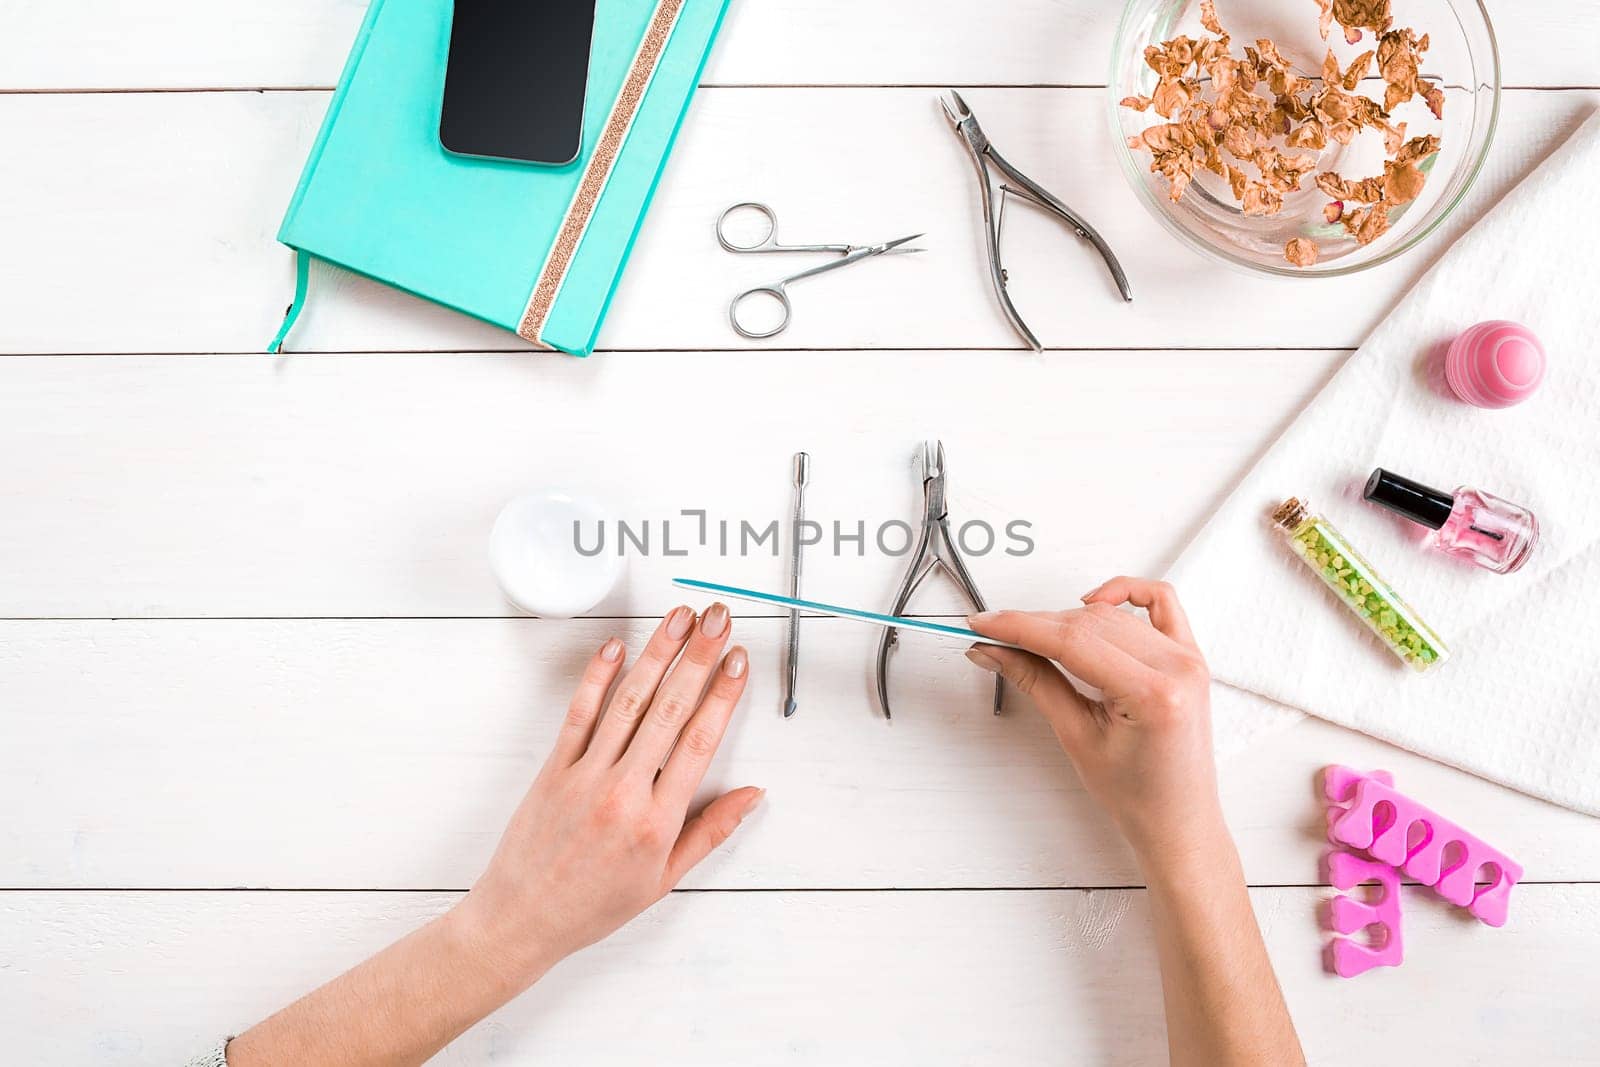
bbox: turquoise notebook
[273,0,730,356]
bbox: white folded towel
[1168,110,1600,816]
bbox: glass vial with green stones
[1272,497,1449,673]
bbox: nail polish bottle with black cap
[1363,468,1538,575]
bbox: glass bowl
[1108,0,1499,277]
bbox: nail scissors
[939,90,1132,352]
[874,440,1003,720]
[716,202,924,339]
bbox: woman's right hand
[973,579,1305,1066]
[965,577,1224,867]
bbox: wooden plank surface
[0,350,1341,618]
[4,886,1595,1065]
[1,0,1595,90]
[1,89,1596,355]
[3,615,1592,890]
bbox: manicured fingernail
[702,601,729,639]
[1081,585,1104,603]
[743,787,766,814]
[665,606,693,640]
[969,611,999,626]
[966,647,1001,672]
[724,646,748,679]
[599,637,624,662]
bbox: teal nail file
[672,578,1023,649]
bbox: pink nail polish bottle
[1363,468,1539,575]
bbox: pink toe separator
[1323,765,1523,927]
[1325,851,1403,978]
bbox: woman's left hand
[454,602,762,989]
[227,603,761,1067]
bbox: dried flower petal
[1321,49,1341,87]
[1242,182,1284,215]
[1378,39,1415,107]
[1258,147,1319,191]
[1315,0,1335,41]
[1201,0,1225,35]
[1377,27,1437,114]
[1121,94,1153,112]
[1285,237,1321,266]
[1255,38,1290,69]
[1168,173,1193,200]
[1287,119,1329,150]
[1317,171,1384,203]
[1342,50,1375,89]
[1324,200,1345,223]
[1383,119,1408,154]
[1394,133,1441,166]
[1421,81,1445,119]
[1342,202,1391,243]
[1358,203,1391,243]
[1333,0,1394,38]
[1227,165,1251,200]
[1223,124,1257,160]
[1384,160,1427,203]
[1277,89,1312,123]
[1151,76,1198,117]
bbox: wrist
[444,891,561,997]
[1127,809,1240,888]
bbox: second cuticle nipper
[939,90,1133,352]
[874,440,1003,720]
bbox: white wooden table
[3,3,1598,1063]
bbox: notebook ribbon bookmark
[267,248,312,354]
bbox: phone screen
[440,0,599,166]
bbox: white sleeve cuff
[182,1038,230,1067]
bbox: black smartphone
[439,0,599,166]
